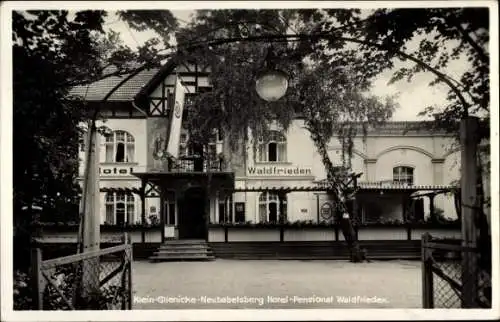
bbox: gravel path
[131,259,422,309]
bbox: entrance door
[178,187,207,239]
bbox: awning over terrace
[76,187,141,195]
[93,183,455,194]
[233,182,456,193]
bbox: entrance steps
[149,239,215,262]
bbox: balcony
[169,156,225,173]
[132,156,234,193]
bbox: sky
[103,9,470,122]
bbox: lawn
[131,259,423,309]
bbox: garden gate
[421,233,491,308]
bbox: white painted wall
[79,99,468,228]
[375,149,433,185]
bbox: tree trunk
[453,190,462,221]
[310,131,364,262]
[221,127,233,171]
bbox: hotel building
[71,61,468,243]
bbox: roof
[69,68,160,102]
[358,183,454,191]
[68,57,180,103]
[67,59,452,135]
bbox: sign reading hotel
[99,166,134,176]
[247,165,312,176]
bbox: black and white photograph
[1,1,498,320]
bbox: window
[182,93,198,124]
[208,129,223,166]
[218,201,226,223]
[218,194,232,223]
[179,131,194,158]
[179,128,223,165]
[105,192,135,225]
[258,192,287,223]
[393,166,414,185]
[185,93,198,107]
[257,131,287,162]
[105,131,135,163]
[234,202,245,223]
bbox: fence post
[120,233,133,309]
[422,233,434,308]
[31,248,43,310]
[121,233,128,310]
[128,239,133,310]
[81,125,101,299]
[460,117,479,308]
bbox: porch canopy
[132,169,235,193]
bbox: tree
[292,8,490,268]
[12,10,177,271]
[300,8,488,115]
[12,10,180,309]
[299,7,490,173]
[297,7,491,299]
[172,9,397,261]
[295,63,395,261]
[13,10,110,269]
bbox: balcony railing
[169,156,225,172]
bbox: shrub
[13,270,33,310]
[13,266,128,310]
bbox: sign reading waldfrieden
[247,166,312,176]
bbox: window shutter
[258,143,266,162]
[278,142,287,162]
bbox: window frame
[104,130,135,163]
[104,191,135,225]
[207,128,223,161]
[392,166,414,185]
[258,192,287,223]
[217,193,233,223]
[164,190,176,226]
[257,131,287,163]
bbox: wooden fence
[31,235,133,310]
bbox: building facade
[73,62,464,240]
